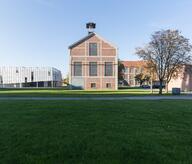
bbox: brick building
[168,65,192,91]
[122,60,149,87]
[122,60,192,91]
[69,32,118,90]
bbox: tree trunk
[166,82,169,93]
[159,80,163,95]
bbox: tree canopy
[136,30,192,94]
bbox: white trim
[71,76,116,78]
[73,47,115,50]
[70,62,118,66]
[71,56,116,58]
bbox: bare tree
[136,30,192,94]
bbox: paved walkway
[0,96,192,101]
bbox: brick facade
[122,60,192,91]
[69,33,118,90]
[122,61,149,87]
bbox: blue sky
[0,0,192,77]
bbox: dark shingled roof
[68,32,95,49]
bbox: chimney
[86,22,96,34]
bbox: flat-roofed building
[0,67,62,88]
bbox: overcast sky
[1,0,192,77]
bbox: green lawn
[0,100,192,163]
[0,88,166,97]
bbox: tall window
[125,67,128,73]
[89,43,97,56]
[48,71,51,76]
[105,62,113,76]
[130,67,134,73]
[31,72,34,82]
[89,62,97,76]
[74,62,82,76]
[25,77,27,83]
[0,76,3,84]
[135,68,139,74]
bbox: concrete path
[0,96,192,101]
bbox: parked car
[141,85,150,89]
[152,84,165,89]
[118,79,129,86]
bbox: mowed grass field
[0,100,192,163]
[0,88,165,97]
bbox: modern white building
[0,67,62,88]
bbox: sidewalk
[0,95,192,101]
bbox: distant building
[69,31,118,90]
[122,60,149,87]
[168,65,192,91]
[122,60,192,91]
[0,67,62,88]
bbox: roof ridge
[68,32,95,49]
[68,32,117,49]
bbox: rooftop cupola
[86,22,96,34]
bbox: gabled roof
[68,32,117,49]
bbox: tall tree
[136,30,192,94]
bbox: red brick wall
[70,35,117,90]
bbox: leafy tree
[118,60,125,81]
[135,73,151,86]
[135,73,145,86]
[63,74,69,85]
[144,74,151,84]
[136,30,192,94]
